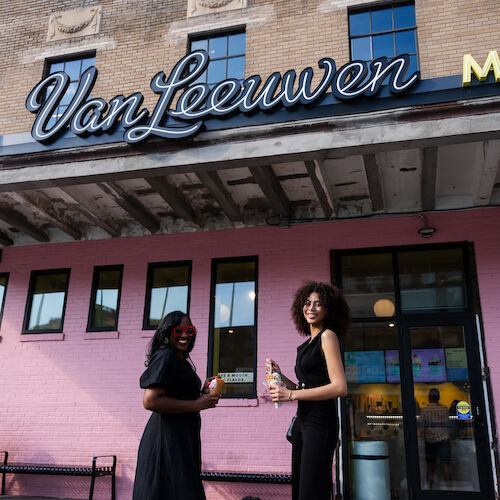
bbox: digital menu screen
[344,350,386,384]
[445,348,468,381]
[385,348,446,383]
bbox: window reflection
[211,259,256,396]
[26,271,69,332]
[145,263,190,328]
[89,267,122,330]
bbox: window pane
[211,260,256,396]
[373,33,394,59]
[147,264,190,327]
[351,37,372,61]
[395,30,416,54]
[81,57,95,72]
[341,253,395,318]
[228,33,246,56]
[60,82,78,106]
[191,39,208,51]
[64,59,82,81]
[50,62,64,73]
[394,4,416,29]
[27,272,68,331]
[344,323,408,499]
[398,248,467,313]
[91,269,121,329]
[227,56,245,80]
[207,59,227,84]
[349,11,370,36]
[371,8,393,32]
[208,36,227,59]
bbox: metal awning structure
[0,94,498,247]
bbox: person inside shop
[132,310,220,500]
[266,281,350,500]
[418,388,452,489]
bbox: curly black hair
[291,281,350,337]
[145,310,196,366]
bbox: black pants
[291,418,338,500]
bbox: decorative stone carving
[187,0,247,18]
[47,5,102,42]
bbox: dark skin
[143,317,220,414]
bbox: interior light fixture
[373,298,395,317]
[417,214,436,238]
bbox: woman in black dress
[133,310,220,500]
[268,281,350,500]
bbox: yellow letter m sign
[463,50,500,86]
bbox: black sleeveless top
[295,329,338,427]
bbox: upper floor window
[208,257,257,398]
[23,269,70,333]
[143,261,191,329]
[0,273,9,329]
[45,54,95,127]
[189,31,246,88]
[349,3,418,76]
[87,265,123,332]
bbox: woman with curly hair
[267,281,350,500]
[132,310,219,500]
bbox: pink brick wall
[0,207,499,499]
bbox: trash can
[350,440,390,500]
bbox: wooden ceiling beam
[249,165,291,216]
[59,186,121,237]
[475,140,500,205]
[98,181,160,234]
[304,160,334,217]
[195,170,241,222]
[145,176,201,226]
[0,205,49,242]
[363,153,385,212]
[421,147,438,211]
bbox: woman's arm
[269,330,347,402]
[143,387,220,414]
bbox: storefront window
[143,262,191,329]
[398,247,467,313]
[190,31,246,88]
[23,269,70,333]
[87,265,123,331]
[349,2,418,76]
[45,54,96,128]
[340,252,395,318]
[209,257,257,397]
[344,322,408,499]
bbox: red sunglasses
[173,325,196,337]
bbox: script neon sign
[26,51,420,144]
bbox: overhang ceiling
[0,99,498,247]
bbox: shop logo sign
[26,51,420,144]
[463,50,500,86]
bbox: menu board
[445,348,468,381]
[344,351,386,384]
[385,348,446,383]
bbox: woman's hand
[266,358,281,375]
[202,376,217,394]
[196,393,220,411]
[269,384,293,403]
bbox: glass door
[402,320,494,499]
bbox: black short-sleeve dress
[132,347,206,500]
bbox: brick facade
[1,0,499,135]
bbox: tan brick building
[0,1,499,499]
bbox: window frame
[142,260,192,331]
[348,1,419,69]
[0,272,9,330]
[22,268,71,334]
[207,255,258,399]
[188,27,246,86]
[86,265,124,332]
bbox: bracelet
[288,390,293,401]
